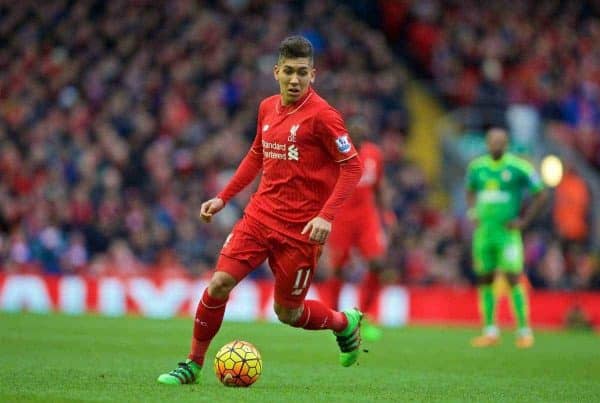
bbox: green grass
[0,313,599,402]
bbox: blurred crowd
[379,0,600,169]
[0,0,598,290]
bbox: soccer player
[321,116,389,342]
[466,127,547,348]
[157,36,364,385]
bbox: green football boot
[157,359,201,385]
[334,308,363,367]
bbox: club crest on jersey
[501,170,512,181]
[288,124,299,142]
[335,135,351,153]
[262,124,270,132]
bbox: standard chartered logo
[262,140,299,161]
[287,145,299,161]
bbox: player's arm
[374,167,397,229]
[465,161,478,223]
[200,149,263,222]
[508,161,548,230]
[200,110,264,223]
[508,188,548,230]
[302,156,362,242]
[302,108,362,243]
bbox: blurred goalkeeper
[466,127,547,348]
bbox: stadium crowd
[383,0,600,169]
[0,0,598,290]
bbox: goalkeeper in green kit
[466,128,547,348]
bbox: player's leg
[158,218,267,385]
[500,231,533,348]
[269,237,363,367]
[157,267,241,385]
[356,218,387,341]
[471,228,500,347]
[321,225,352,310]
[321,267,344,311]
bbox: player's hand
[506,218,525,230]
[199,198,225,223]
[301,216,332,244]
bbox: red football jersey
[243,87,358,241]
[339,141,383,216]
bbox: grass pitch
[0,312,598,402]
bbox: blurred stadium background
[1,0,600,329]
[3,1,600,401]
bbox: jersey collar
[487,153,508,168]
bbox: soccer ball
[214,340,262,387]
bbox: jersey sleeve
[216,104,264,203]
[314,107,358,162]
[249,102,264,155]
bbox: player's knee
[273,303,303,325]
[207,272,237,299]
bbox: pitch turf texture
[1,313,598,402]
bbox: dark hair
[278,35,313,64]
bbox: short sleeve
[314,107,358,162]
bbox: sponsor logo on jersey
[262,140,299,161]
[335,135,351,153]
[478,190,510,203]
[287,144,299,161]
[262,124,270,132]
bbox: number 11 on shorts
[291,268,311,296]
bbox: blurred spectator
[553,165,590,247]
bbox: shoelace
[169,362,196,384]
[336,329,361,353]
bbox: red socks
[292,299,348,332]
[188,289,227,366]
[188,292,351,365]
[358,270,380,316]
[321,277,343,310]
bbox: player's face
[486,128,508,160]
[274,57,315,105]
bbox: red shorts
[216,215,322,308]
[327,212,386,269]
